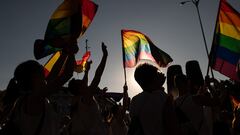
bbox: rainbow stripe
[121,29,172,68]
[34,0,98,60]
[210,0,240,80]
[44,51,62,77]
[81,0,98,36]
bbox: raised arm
[90,42,108,89]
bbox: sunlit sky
[0,0,239,97]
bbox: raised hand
[101,42,108,56]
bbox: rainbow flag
[210,0,240,80]
[74,51,91,73]
[34,0,98,60]
[121,29,173,68]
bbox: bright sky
[0,0,239,97]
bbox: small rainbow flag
[34,0,98,60]
[210,0,240,80]
[75,51,91,73]
[121,29,172,68]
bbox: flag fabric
[74,51,91,73]
[121,29,173,68]
[210,0,240,80]
[44,51,62,77]
[81,0,98,36]
[34,0,98,60]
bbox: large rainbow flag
[121,29,173,68]
[39,0,98,77]
[210,0,240,80]
[34,0,98,60]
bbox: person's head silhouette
[175,74,189,96]
[68,78,88,96]
[134,63,165,92]
[14,60,46,94]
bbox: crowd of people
[0,42,240,135]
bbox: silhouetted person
[167,65,183,99]
[232,61,240,135]
[69,42,108,135]
[128,63,179,135]
[232,105,240,135]
[175,74,220,135]
[107,85,129,135]
[175,74,199,135]
[185,60,204,95]
[1,44,77,135]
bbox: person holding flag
[128,64,180,135]
[0,44,77,135]
[120,29,177,135]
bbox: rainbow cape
[121,29,172,68]
[210,0,240,80]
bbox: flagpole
[206,0,221,78]
[121,30,127,86]
[180,0,214,78]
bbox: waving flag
[210,0,240,80]
[121,29,172,68]
[34,0,98,60]
[75,51,91,73]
